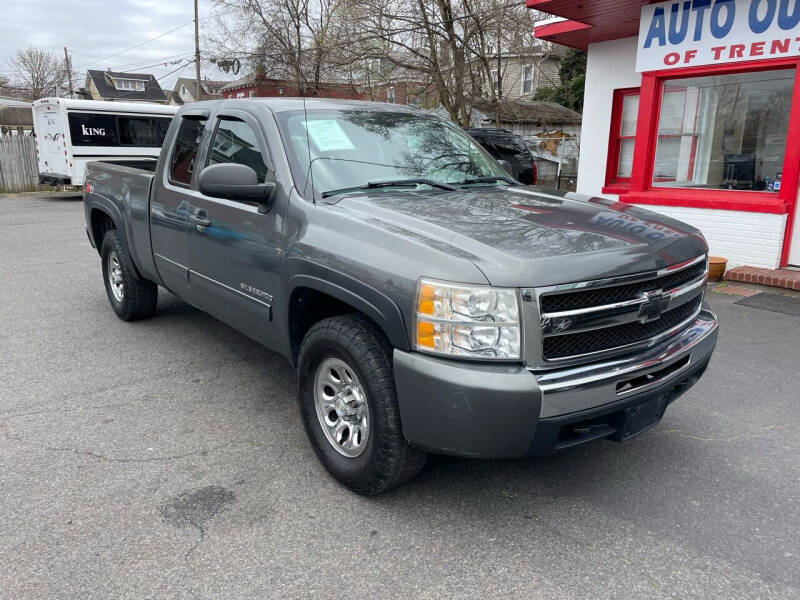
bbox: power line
[110,53,196,72]
[71,54,195,83]
[71,7,245,70]
[74,20,196,70]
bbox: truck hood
[329,186,708,287]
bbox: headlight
[414,278,521,360]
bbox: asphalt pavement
[1,193,799,599]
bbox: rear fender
[85,193,158,284]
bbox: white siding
[577,37,641,198]
[790,188,800,266]
[488,56,561,100]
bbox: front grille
[540,260,707,314]
[542,295,702,360]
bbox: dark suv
[466,128,537,185]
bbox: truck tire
[297,315,427,495]
[100,230,157,321]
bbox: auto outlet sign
[636,0,800,72]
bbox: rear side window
[68,113,118,146]
[491,136,530,163]
[169,117,207,186]
[207,118,268,182]
[67,113,172,147]
[118,116,172,147]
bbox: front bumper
[393,304,718,458]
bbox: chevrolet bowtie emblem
[638,290,670,323]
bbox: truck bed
[97,158,159,172]
[84,160,158,284]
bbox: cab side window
[491,136,529,163]
[208,117,268,182]
[169,117,207,186]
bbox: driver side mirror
[198,163,276,214]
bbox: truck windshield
[276,109,509,200]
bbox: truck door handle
[189,214,211,229]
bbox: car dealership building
[530,0,800,269]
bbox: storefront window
[652,69,794,192]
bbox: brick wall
[224,80,364,100]
[371,81,434,106]
[632,204,787,269]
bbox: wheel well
[90,209,115,253]
[289,287,385,362]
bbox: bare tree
[8,47,65,100]
[346,0,545,126]
[206,0,556,124]
[209,0,351,93]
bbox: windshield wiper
[458,175,515,185]
[321,178,457,199]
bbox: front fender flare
[284,262,410,352]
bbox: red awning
[528,0,657,50]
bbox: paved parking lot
[2,193,799,599]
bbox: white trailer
[32,98,177,186]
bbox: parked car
[32,98,177,186]
[83,99,718,494]
[465,127,537,185]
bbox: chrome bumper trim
[532,306,718,418]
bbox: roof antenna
[303,96,315,204]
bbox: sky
[0,0,233,93]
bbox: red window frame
[621,57,800,267]
[605,87,640,189]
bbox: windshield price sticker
[303,120,355,152]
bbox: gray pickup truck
[83,98,718,494]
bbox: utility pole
[63,47,74,99]
[194,0,202,99]
[495,1,502,129]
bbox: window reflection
[652,69,794,192]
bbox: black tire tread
[297,315,426,495]
[101,230,157,321]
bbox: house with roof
[220,63,364,101]
[84,70,168,104]
[464,97,582,188]
[469,98,580,145]
[0,96,33,135]
[169,77,230,105]
[357,57,435,107]
[221,74,364,101]
[479,49,565,101]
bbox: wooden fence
[0,135,39,193]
